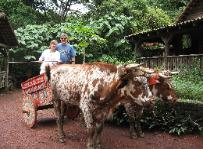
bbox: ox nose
[167,95,173,100]
[166,95,178,104]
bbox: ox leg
[60,101,67,125]
[87,127,96,149]
[80,104,95,149]
[135,106,144,138]
[53,100,65,143]
[124,104,137,139]
[94,122,104,149]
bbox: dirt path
[0,90,203,149]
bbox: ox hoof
[96,144,102,149]
[130,133,138,139]
[138,132,144,138]
[130,132,138,139]
[87,144,94,149]
[87,146,94,149]
[130,135,138,139]
[59,137,65,143]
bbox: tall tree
[147,0,190,20]
[0,0,60,28]
[24,0,89,21]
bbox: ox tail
[45,65,51,81]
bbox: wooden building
[0,12,18,89]
[125,0,203,70]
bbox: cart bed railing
[21,73,52,107]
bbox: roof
[125,16,203,43]
[177,0,199,22]
[0,12,18,48]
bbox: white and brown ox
[123,68,178,139]
[48,63,153,149]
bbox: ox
[48,63,153,149]
[123,69,178,139]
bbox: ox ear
[117,65,128,78]
[125,63,145,76]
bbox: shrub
[141,101,201,136]
[111,101,201,136]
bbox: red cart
[21,73,53,128]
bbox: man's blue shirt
[56,43,76,63]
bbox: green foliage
[24,0,85,21]
[173,79,203,101]
[143,7,172,29]
[90,12,134,61]
[84,0,172,61]
[172,60,203,101]
[88,0,172,32]
[141,101,201,136]
[97,54,137,64]
[11,24,52,61]
[0,0,54,29]
[111,102,202,136]
[147,0,190,20]
[97,55,122,64]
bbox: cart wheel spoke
[22,99,37,128]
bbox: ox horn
[158,73,172,79]
[170,71,180,75]
[140,67,155,74]
[125,63,144,69]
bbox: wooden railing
[137,54,203,71]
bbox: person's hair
[60,33,68,39]
[50,40,58,45]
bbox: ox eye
[166,85,170,89]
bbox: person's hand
[57,61,63,65]
[38,59,43,63]
[67,60,75,64]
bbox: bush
[141,101,201,136]
[111,101,201,136]
[172,60,203,101]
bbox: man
[56,33,76,64]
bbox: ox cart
[21,73,80,128]
[21,73,53,128]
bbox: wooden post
[161,33,173,69]
[5,49,9,90]
[133,41,141,59]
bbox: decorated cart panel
[21,73,53,127]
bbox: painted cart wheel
[22,99,37,128]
